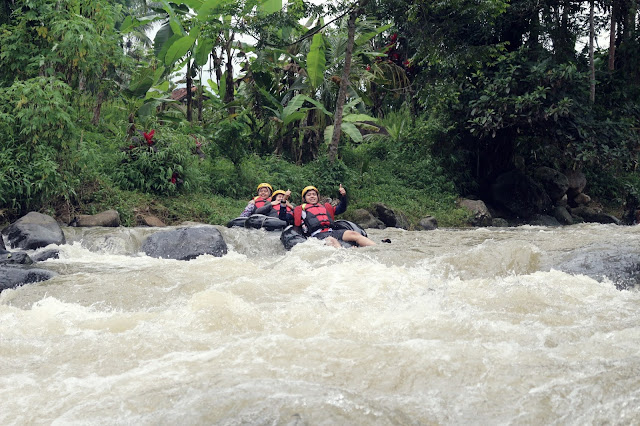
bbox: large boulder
[458,198,492,227]
[351,209,385,229]
[72,209,120,227]
[2,212,66,250]
[533,167,569,202]
[0,266,57,292]
[141,225,227,260]
[491,170,552,219]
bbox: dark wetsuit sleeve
[334,195,347,216]
[278,204,294,224]
[254,203,272,215]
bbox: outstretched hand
[339,183,346,197]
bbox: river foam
[1,224,639,424]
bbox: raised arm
[334,184,348,216]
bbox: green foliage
[110,130,201,194]
[0,77,78,214]
[208,118,251,165]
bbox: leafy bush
[110,130,201,194]
[0,77,78,215]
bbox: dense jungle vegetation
[1,0,639,227]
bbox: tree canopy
[1,0,639,222]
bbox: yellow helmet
[301,185,318,199]
[256,182,273,194]
[271,190,286,198]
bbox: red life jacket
[253,196,271,209]
[301,203,334,236]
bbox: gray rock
[458,198,492,227]
[552,206,573,225]
[372,203,409,229]
[373,203,398,227]
[31,249,60,262]
[0,266,57,292]
[491,218,510,227]
[351,209,385,229]
[0,249,33,265]
[73,209,120,227]
[395,212,410,230]
[417,216,438,230]
[142,225,227,260]
[570,206,620,224]
[534,166,569,202]
[2,212,66,250]
[529,214,562,227]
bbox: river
[1,223,639,424]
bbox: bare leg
[342,230,376,247]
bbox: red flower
[366,65,371,71]
[143,129,155,146]
[129,145,134,150]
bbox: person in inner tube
[292,185,376,248]
[240,183,273,217]
[255,189,295,222]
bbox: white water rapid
[1,224,639,424]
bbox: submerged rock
[141,225,227,260]
[31,249,60,262]
[0,249,33,265]
[0,265,57,292]
[553,249,639,290]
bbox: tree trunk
[92,90,105,125]
[186,59,193,122]
[589,0,595,103]
[224,33,235,114]
[609,0,617,71]
[198,84,203,122]
[91,68,107,125]
[212,47,223,88]
[328,6,360,163]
